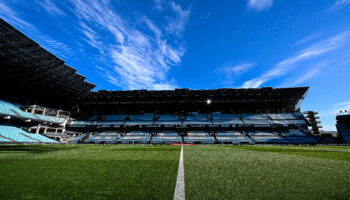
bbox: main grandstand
[0,17,337,145]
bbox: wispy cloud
[166,2,191,36]
[337,101,350,111]
[0,1,72,59]
[69,0,188,90]
[0,1,35,31]
[329,0,350,10]
[320,101,350,117]
[153,0,165,11]
[228,63,255,75]
[36,0,66,16]
[217,62,255,87]
[247,0,274,11]
[280,62,327,87]
[241,30,350,88]
[295,32,324,46]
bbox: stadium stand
[0,99,65,124]
[0,125,57,143]
[336,111,350,144]
[151,131,182,144]
[184,131,215,144]
[0,136,11,142]
[1,17,340,145]
[117,131,150,144]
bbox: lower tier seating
[216,136,253,144]
[183,136,215,144]
[70,133,88,143]
[281,129,306,137]
[251,136,290,144]
[0,100,65,124]
[285,136,318,144]
[151,136,182,144]
[0,125,57,143]
[117,136,150,144]
[0,136,11,142]
[84,136,118,144]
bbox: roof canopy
[82,87,309,113]
[0,18,95,107]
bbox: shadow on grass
[0,145,77,153]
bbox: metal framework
[0,18,95,106]
[82,87,309,113]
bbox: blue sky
[1,0,350,130]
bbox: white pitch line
[174,145,185,200]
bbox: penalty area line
[174,145,185,200]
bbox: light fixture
[207,99,211,104]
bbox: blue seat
[183,136,215,144]
[21,132,57,143]
[0,99,65,124]
[151,136,182,144]
[251,136,290,144]
[282,129,306,136]
[285,136,318,144]
[0,125,37,143]
[216,136,254,144]
[0,137,10,142]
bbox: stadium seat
[281,129,306,137]
[70,133,88,143]
[102,114,128,121]
[0,136,11,142]
[216,131,242,136]
[0,125,56,143]
[250,136,290,144]
[248,131,275,136]
[0,99,65,124]
[285,136,318,144]
[216,136,254,144]
[184,131,215,144]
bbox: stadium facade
[336,111,350,144]
[0,17,342,145]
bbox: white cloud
[280,62,328,87]
[69,0,187,90]
[241,30,350,88]
[216,62,255,87]
[153,0,164,11]
[166,2,191,36]
[247,0,274,11]
[320,101,350,117]
[36,0,66,16]
[0,1,72,59]
[329,0,350,10]
[291,67,320,85]
[295,32,324,46]
[337,101,350,110]
[228,63,255,75]
[0,1,35,31]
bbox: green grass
[184,145,350,200]
[0,145,181,200]
[1,144,350,200]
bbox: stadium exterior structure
[0,17,338,145]
[336,111,350,144]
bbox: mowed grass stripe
[0,145,181,200]
[184,145,350,200]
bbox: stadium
[1,12,350,200]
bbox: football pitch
[0,145,349,200]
